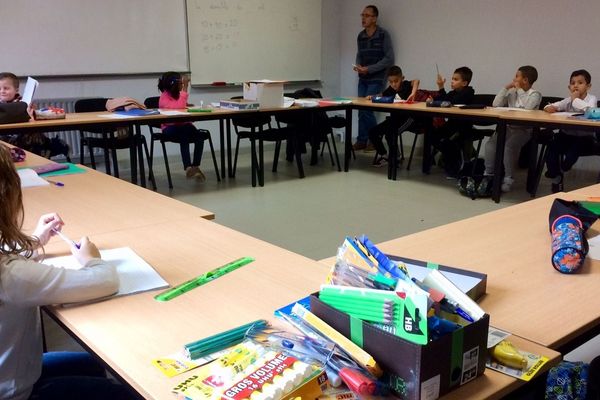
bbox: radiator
[35,97,87,159]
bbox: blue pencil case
[371,96,394,104]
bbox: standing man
[354,5,394,152]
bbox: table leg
[129,127,138,185]
[136,125,146,188]
[227,118,233,178]
[219,119,226,180]
[526,128,540,196]
[492,121,507,203]
[344,108,352,172]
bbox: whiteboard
[186,0,322,84]
[1,0,188,76]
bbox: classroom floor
[44,138,600,363]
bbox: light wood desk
[348,98,600,202]
[21,165,214,241]
[442,334,560,400]
[0,104,351,182]
[350,192,600,353]
[42,217,330,400]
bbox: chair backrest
[472,94,495,107]
[469,94,496,128]
[74,98,110,113]
[541,96,563,110]
[229,96,272,129]
[144,96,160,109]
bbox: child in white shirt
[544,69,597,192]
[483,65,542,192]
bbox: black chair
[283,89,341,170]
[144,96,220,189]
[467,94,497,168]
[75,98,154,188]
[230,98,300,187]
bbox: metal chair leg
[160,141,173,189]
[206,135,221,182]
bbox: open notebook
[43,247,168,302]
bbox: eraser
[212,81,227,86]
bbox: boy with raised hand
[544,69,597,192]
[427,66,475,177]
[483,65,542,193]
[367,65,419,166]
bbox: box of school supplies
[220,99,260,110]
[243,80,285,108]
[310,294,490,400]
[387,255,488,302]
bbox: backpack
[457,158,492,199]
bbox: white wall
[338,0,600,98]
[20,0,600,171]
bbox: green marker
[155,256,255,302]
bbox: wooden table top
[43,217,330,400]
[320,191,599,351]
[21,164,214,241]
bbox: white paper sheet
[97,113,136,119]
[21,77,39,105]
[493,107,534,112]
[44,247,168,298]
[159,110,189,116]
[18,168,49,188]
[587,234,600,261]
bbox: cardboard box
[243,80,285,108]
[220,99,260,110]
[388,255,488,302]
[310,294,489,400]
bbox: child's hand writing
[71,236,102,266]
[33,213,64,246]
[407,93,416,102]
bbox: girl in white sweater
[0,145,132,399]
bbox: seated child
[0,72,70,158]
[544,69,597,193]
[0,144,134,399]
[367,65,419,167]
[427,66,475,177]
[483,65,542,192]
[0,72,32,123]
[158,71,207,181]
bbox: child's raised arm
[436,74,446,90]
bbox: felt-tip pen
[52,228,80,249]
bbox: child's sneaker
[185,166,196,178]
[193,168,206,182]
[501,176,514,193]
[371,156,388,168]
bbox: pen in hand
[52,228,80,249]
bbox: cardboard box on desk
[310,294,490,400]
[243,80,285,108]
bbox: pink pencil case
[33,163,69,175]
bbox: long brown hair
[0,145,39,258]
